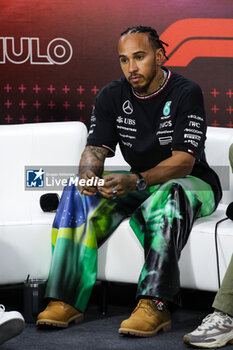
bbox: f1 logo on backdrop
[1,19,232,67]
[160,18,233,66]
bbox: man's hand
[97,173,137,199]
[78,170,100,196]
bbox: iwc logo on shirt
[122,100,133,115]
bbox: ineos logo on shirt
[122,100,133,115]
[159,120,172,129]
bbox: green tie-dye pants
[45,175,217,312]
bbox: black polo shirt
[87,68,222,204]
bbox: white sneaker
[184,311,233,348]
[0,304,25,345]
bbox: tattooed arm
[78,145,109,196]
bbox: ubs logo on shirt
[122,100,133,115]
[117,115,136,125]
[117,116,123,123]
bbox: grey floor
[0,306,208,350]
[1,283,232,350]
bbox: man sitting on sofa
[37,25,222,337]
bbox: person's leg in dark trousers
[119,176,216,337]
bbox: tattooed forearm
[79,146,108,177]
[88,146,108,162]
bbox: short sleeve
[86,87,118,157]
[171,84,206,160]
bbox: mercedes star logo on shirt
[122,100,133,115]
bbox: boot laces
[134,299,156,316]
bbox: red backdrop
[0,0,233,128]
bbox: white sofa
[0,122,87,285]
[0,122,233,294]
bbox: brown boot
[36,300,84,328]
[118,299,171,337]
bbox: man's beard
[131,66,158,95]
[133,80,152,95]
